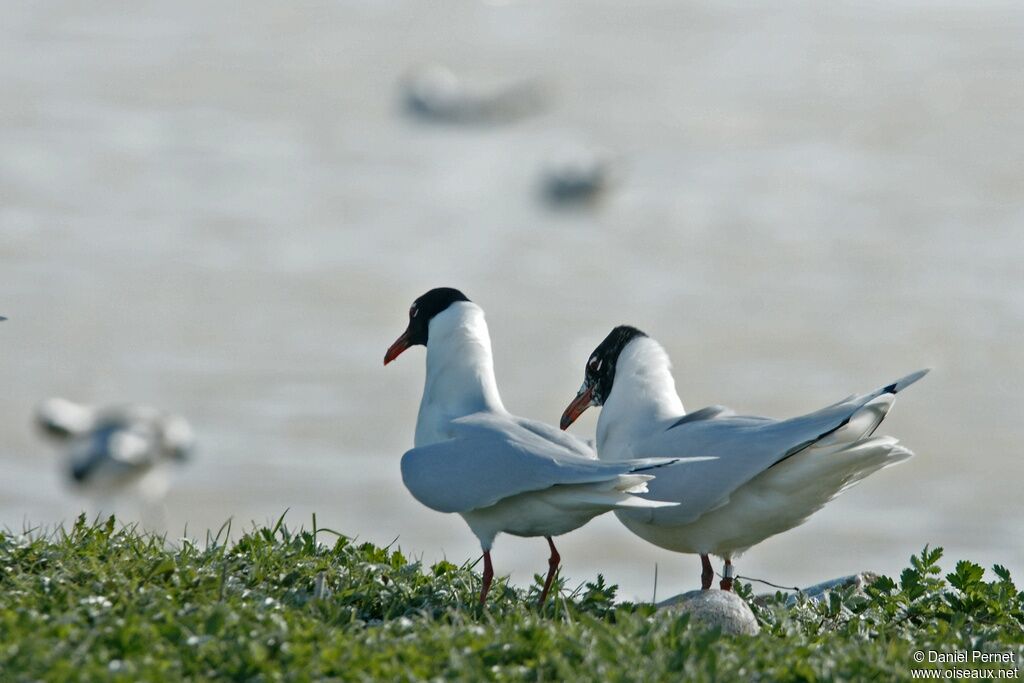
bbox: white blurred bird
[400,65,548,125]
[561,325,926,592]
[36,398,194,524]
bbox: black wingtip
[886,368,931,394]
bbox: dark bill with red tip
[559,386,594,430]
[384,331,412,366]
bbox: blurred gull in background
[400,64,549,124]
[35,398,195,528]
[540,145,617,206]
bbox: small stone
[658,590,760,635]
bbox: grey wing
[631,415,782,523]
[67,422,157,483]
[630,369,929,523]
[450,412,597,458]
[512,415,597,459]
[739,367,929,462]
[400,427,658,514]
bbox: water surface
[1,0,1021,599]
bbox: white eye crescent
[410,306,418,318]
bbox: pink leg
[479,550,494,605]
[720,559,734,591]
[538,536,561,605]
[700,554,714,590]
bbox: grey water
[1,0,1021,600]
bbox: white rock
[658,590,760,635]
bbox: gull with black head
[384,289,709,605]
[561,325,927,592]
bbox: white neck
[596,336,685,460]
[415,302,507,446]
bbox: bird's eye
[410,306,418,318]
[588,356,602,371]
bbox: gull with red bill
[561,325,927,592]
[384,288,707,606]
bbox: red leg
[538,536,561,605]
[700,554,713,590]
[479,550,494,605]
[720,559,734,591]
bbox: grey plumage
[619,369,928,527]
[401,413,699,514]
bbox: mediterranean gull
[560,325,926,591]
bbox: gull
[384,289,705,605]
[400,65,548,125]
[560,325,926,591]
[540,145,619,207]
[36,398,194,505]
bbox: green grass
[1,515,1021,682]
